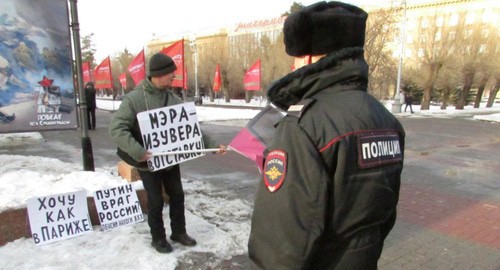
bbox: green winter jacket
[109,78,215,170]
[248,48,405,269]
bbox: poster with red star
[0,0,77,133]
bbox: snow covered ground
[0,98,498,269]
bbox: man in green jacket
[109,52,225,253]
[248,1,405,269]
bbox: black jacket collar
[267,47,368,111]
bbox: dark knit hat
[283,1,368,57]
[148,52,177,77]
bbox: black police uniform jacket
[248,48,405,269]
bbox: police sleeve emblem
[263,150,287,192]
[357,133,403,169]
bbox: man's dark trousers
[138,165,186,241]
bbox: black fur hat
[149,52,177,77]
[283,1,368,57]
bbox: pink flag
[229,104,284,172]
[230,128,266,172]
[128,49,146,85]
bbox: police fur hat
[148,52,177,77]
[283,1,368,57]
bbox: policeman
[248,1,405,269]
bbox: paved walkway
[2,109,499,269]
[211,116,500,269]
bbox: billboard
[0,0,77,133]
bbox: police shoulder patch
[263,149,287,192]
[357,132,403,169]
[287,99,315,118]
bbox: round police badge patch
[263,150,287,192]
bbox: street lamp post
[69,0,94,171]
[189,40,200,104]
[392,0,407,113]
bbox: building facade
[146,0,498,100]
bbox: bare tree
[435,57,461,110]
[196,34,228,102]
[115,49,134,92]
[259,33,292,99]
[474,72,490,108]
[410,13,456,110]
[364,7,398,99]
[81,33,96,67]
[287,2,305,15]
[486,74,499,108]
[224,33,264,101]
[455,11,491,109]
[227,44,245,100]
[474,20,499,108]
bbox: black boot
[151,239,173,253]
[171,233,197,246]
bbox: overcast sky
[77,0,397,61]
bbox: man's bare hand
[139,151,152,161]
[215,144,228,155]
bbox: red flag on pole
[213,64,222,92]
[229,104,285,172]
[119,73,127,88]
[160,39,185,89]
[128,49,146,85]
[82,62,93,84]
[244,59,261,91]
[94,56,113,89]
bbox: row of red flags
[83,40,267,172]
[82,39,268,173]
[83,40,261,91]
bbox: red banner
[119,73,127,88]
[213,64,222,92]
[128,49,145,86]
[82,62,93,84]
[244,59,261,91]
[94,56,113,89]
[160,39,185,89]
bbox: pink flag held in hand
[229,104,284,173]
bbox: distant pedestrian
[85,82,97,129]
[404,91,414,113]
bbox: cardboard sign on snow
[27,190,92,245]
[93,184,144,231]
[137,102,205,171]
